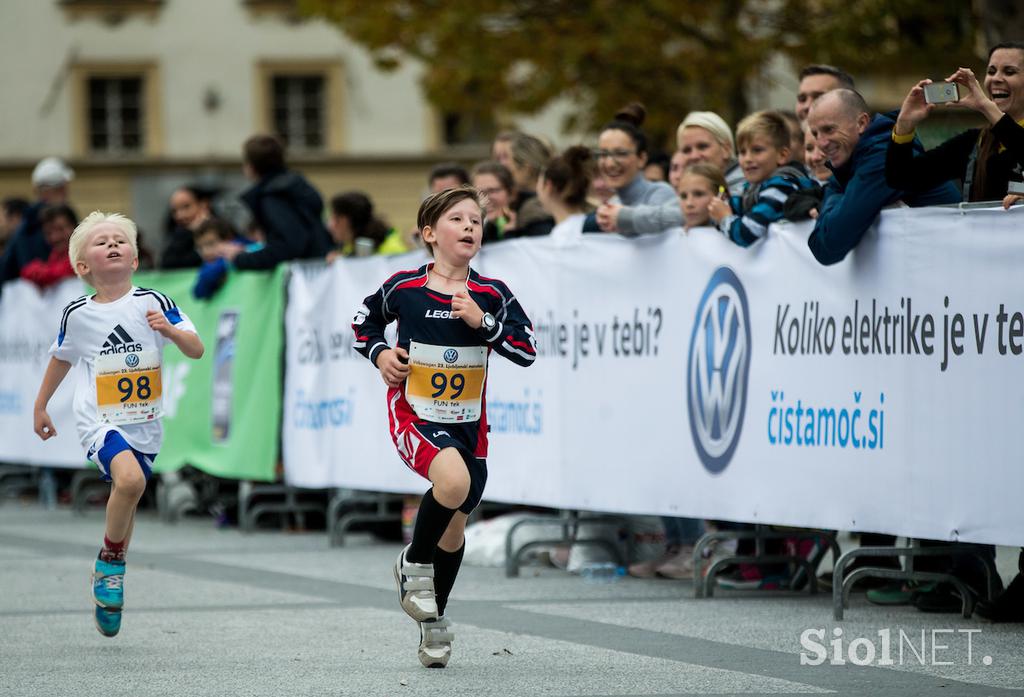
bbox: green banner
[133,268,285,481]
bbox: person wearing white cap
[1,157,77,287]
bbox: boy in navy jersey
[353,186,536,667]
[33,212,204,638]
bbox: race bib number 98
[406,342,486,423]
[95,350,162,425]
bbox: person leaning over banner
[326,191,407,261]
[0,197,29,259]
[886,42,1024,203]
[161,186,214,269]
[216,134,333,269]
[589,103,677,234]
[1,157,76,288]
[804,89,961,265]
[600,111,747,236]
[708,111,818,247]
[505,132,556,238]
[19,205,77,288]
[352,186,536,668]
[471,161,516,245]
[33,211,203,639]
[536,145,595,242]
[795,64,856,123]
[679,111,746,196]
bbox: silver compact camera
[923,82,960,104]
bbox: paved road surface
[1,504,1021,696]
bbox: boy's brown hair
[417,185,484,233]
[242,134,286,178]
[735,111,790,152]
[416,186,485,257]
[193,217,235,242]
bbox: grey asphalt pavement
[1,503,1022,697]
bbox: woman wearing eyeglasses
[471,161,516,245]
[595,110,746,236]
[591,103,677,234]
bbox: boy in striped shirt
[709,111,816,246]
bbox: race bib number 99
[95,350,162,425]
[406,342,486,423]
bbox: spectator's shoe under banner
[975,574,1024,623]
[656,546,696,580]
[627,544,681,579]
[866,581,935,606]
[912,582,970,614]
[418,615,453,668]
[92,557,125,610]
[94,605,122,638]
[700,538,739,579]
[394,545,438,622]
[716,563,790,590]
[818,555,903,593]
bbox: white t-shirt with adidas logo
[49,286,197,457]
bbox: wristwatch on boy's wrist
[480,312,497,333]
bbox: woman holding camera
[885,42,1024,203]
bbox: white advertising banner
[284,206,1024,546]
[0,278,88,467]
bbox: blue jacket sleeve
[233,196,317,270]
[807,148,902,266]
[192,259,229,299]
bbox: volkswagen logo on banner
[687,267,751,474]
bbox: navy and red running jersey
[352,262,537,372]
[352,263,536,475]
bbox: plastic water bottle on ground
[580,562,626,584]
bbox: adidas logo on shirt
[99,324,144,355]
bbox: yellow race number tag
[95,350,162,425]
[406,342,486,423]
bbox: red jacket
[20,247,74,288]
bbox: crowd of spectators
[2,46,1023,621]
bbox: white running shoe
[418,615,453,668]
[394,545,438,622]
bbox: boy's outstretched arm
[147,310,204,359]
[34,357,71,440]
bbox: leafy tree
[300,0,999,148]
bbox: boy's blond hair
[68,211,139,278]
[735,111,790,152]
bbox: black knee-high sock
[433,543,465,616]
[406,489,457,564]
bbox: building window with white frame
[87,76,145,153]
[271,74,326,150]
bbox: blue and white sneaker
[92,557,126,610]
[94,605,122,637]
